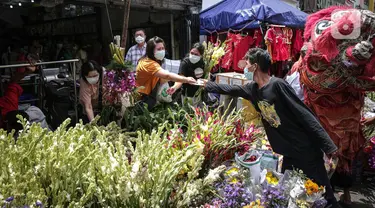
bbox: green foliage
[368,92,375,102]
[121,102,191,134]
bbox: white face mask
[135,36,145,44]
[86,76,99,84]
[154,50,165,61]
[189,54,201,64]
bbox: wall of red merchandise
[206,27,304,78]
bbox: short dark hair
[81,60,102,83]
[144,36,165,64]
[5,110,29,132]
[134,28,146,35]
[244,48,271,73]
[191,42,205,56]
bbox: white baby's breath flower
[0,135,5,140]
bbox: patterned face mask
[244,68,254,80]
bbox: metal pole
[170,13,175,59]
[73,62,78,124]
[0,59,80,69]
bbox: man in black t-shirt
[202,48,339,208]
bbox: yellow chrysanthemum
[230,178,239,184]
[226,167,239,176]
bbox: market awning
[200,0,308,33]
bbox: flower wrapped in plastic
[324,154,338,179]
[284,170,326,208]
[262,170,282,187]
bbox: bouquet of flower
[100,43,138,125]
[103,43,137,105]
[206,165,254,208]
[201,41,227,79]
[194,41,227,101]
[285,170,327,208]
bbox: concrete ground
[334,171,375,208]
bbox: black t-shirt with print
[179,57,205,97]
[205,77,337,161]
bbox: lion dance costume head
[295,6,375,172]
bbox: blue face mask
[244,68,254,80]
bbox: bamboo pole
[370,0,374,11]
[121,0,132,49]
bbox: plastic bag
[260,151,279,171]
[235,150,262,185]
[156,82,173,103]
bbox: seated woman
[79,60,102,123]
[136,36,196,110]
[167,43,205,106]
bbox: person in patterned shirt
[125,29,147,69]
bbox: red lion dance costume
[294,6,375,173]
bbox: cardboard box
[231,75,247,86]
[216,74,230,84]
[216,72,247,86]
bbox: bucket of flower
[235,150,263,185]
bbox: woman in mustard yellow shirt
[136,36,196,109]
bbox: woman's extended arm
[154,69,196,84]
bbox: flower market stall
[0,42,335,208]
[0,105,330,208]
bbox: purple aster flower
[35,200,43,207]
[5,196,14,202]
[312,199,327,208]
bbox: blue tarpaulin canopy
[200,0,308,34]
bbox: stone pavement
[334,171,375,208]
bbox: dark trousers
[282,156,339,208]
